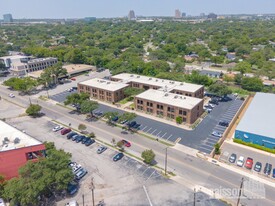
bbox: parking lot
[50,87,244,154]
[6,116,227,206]
[220,141,275,179]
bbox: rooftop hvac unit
[107,82,111,84]
[149,78,152,80]
[180,83,183,85]
[162,80,164,82]
[14,137,20,144]
[164,93,169,96]
[130,74,134,77]
[137,76,140,78]
[155,79,158,82]
[174,95,178,99]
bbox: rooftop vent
[162,80,164,82]
[137,76,140,78]
[14,137,20,144]
[149,78,152,80]
[155,79,158,82]
[164,93,169,97]
[174,95,178,99]
[180,83,183,85]
[107,82,111,84]
[130,74,134,77]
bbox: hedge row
[233,138,275,154]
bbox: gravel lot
[7,116,226,206]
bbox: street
[1,85,275,206]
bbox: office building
[3,14,13,23]
[0,121,46,180]
[111,73,204,98]
[128,10,136,20]
[78,78,129,103]
[182,12,186,17]
[10,57,58,76]
[135,89,204,124]
[235,93,275,149]
[175,9,181,18]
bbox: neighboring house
[226,53,236,61]
[199,70,223,78]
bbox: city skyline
[1,0,275,19]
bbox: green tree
[234,74,243,85]
[241,77,263,92]
[39,62,67,86]
[211,55,224,65]
[117,141,125,152]
[26,104,42,117]
[214,143,221,155]
[118,112,137,124]
[176,116,183,124]
[80,100,98,114]
[223,75,234,84]
[78,124,87,132]
[104,111,119,124]
[87,132,96,138]
[64,92,90,106]
[141,149,155,164]
[235,61,251,75]
[3,142,73,205]
[208,83,232,97]
[123,87,145,97]
[4,77,38,93]
[186,70,213,86]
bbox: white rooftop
[112,73,203,93]
[0,121,42,152]
[236,92,275,139]
[135,89,203,109]
[0,55,29,60]
[79,78,129,91]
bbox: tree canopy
[4,77,38,93]
[26,104,42,117]
[208,83,232,97]
[241,77,263,92]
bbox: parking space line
[156,131,162,136]
[166,134,173,140]
[142,126,148,131]
[207,138,218,143]
[150,129,157,135]
[141,167,150,176]
[199,146,212,152]
[145,170,156,182]
[145,128,152,133]
[161,132,167,138]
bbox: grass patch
[190,118,201,130]
[39,95,48,101]
[139,132,174,147]
[233,138,275,154]
[56,103,73,110]
[228,86,251,97]
[118,96,134,104]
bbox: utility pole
[89,177,95,206]
[165,147,168,175]
[82,194,84,206]
[193,188,196,206]
[237,177,244,206]
[29,97,32,105]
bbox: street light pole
[165,147,168,175]
[89,177,95,206]
[237,177,244,206]
[193,188,196,206]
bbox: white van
[237,156,244,167]
[0,198,6,206]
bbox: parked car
[209,100,219,105]
[132,123,141,129]
[72,135,79,141]
[65,200,79,206]
[264,163,272,175]
[67,132,77,139]
[85,138,95,146]
[272,169,275,178]
[71,77,76,81]
[69,162,82,174]
[67,181,79,195]
[9,93,15,98]
[61,128,72,135]
[121,139,131,147]
[113,153,124,161]
[53,125,64,132]
[237,156,245,167]
[81,137,89,144]
[75,168,87,180]
[219,121,229,127]
[0,198,6,206]
[97,145,107,154]
[204,108,212,113]
[112,116,119,122]
[75,135,85,143]
[228,153,237,163]
[127,121,137,128]
[245,157,253,169]
[211,131,222,138]
[120,119,128,124]
[254,162,262,173]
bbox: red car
[71,77,76,81]
[121,139,131,147]
[61,128,71,135]
[245,157,253,169]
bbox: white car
[9,93,15,98]
[52,125,64,132]
[65,200,79,206]
[211,131,222,138]
[237,156,245,167]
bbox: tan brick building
[78,78,129,103]
[111,73,204,98]
[135,89,204,124]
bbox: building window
[157,110,163,116]
[167,113,174,119]
[183,111,187,116]
[137,100,143,104]
[168,107,174,113]
[157,104,163,110]
[147,102,153,107]
[183,118,187,122]
[147,108,153,113]
[137,105,143,111]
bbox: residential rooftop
[112,73,203,93]
[135,89,203,110]
[236,92,275,139]
[0,121,42,152]
[79,78,129,91]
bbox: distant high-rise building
[182,12,186,17]
[128,10,136,20]
[207,13,218,19]
[175,9,181,18]
[200,13,206,17]
[3,14,13,23]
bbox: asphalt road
[49,89,243,154]
[1,86,275,206]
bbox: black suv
[219,121,229,127]
[264,163,272,175]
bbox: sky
[1,0,275,19]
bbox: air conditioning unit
[174,95,178,99]
[149,78,152,80]
[130,74,134,77]
[164,93,169,96]
[137,76,140,78]
[14,137,20,144]
[180,83,183,85]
